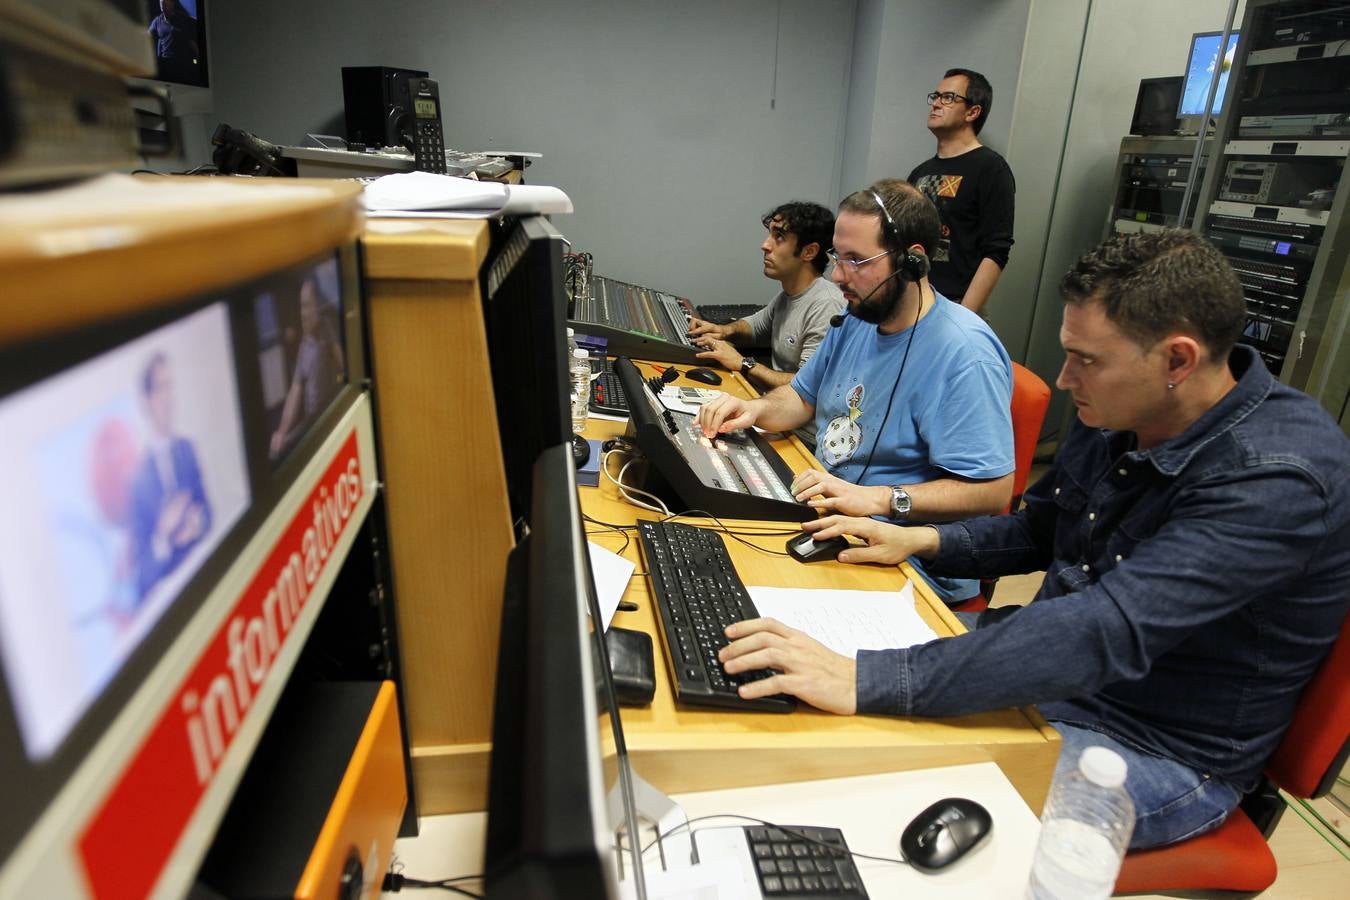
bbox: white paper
[746,581,938,658]
[587,541,635,630]
[361,171,507,210]
[659,386,721,415]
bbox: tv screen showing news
[1179,30,1239,117]
[145,0,209,88]
[0,303,250,762]
[253,254,348,467]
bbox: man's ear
[798,241,820,263]
[1163,334,1203,386]
[965,104,982,127]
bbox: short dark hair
[838,178,941,262]
[946,67,992,135]
[141,351,168,397]
[762,201,835,274]
[1059,229,1245,362]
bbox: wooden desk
[582,362,1060,813]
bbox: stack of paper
[362,171,573,219]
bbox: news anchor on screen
[129,352,211,603]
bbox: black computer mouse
[571,434,591,468]
[786,532,849,563]
[900,797,993,873]
[686,367,723,386]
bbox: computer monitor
[479,216,573,523]
[1178,30,1240,126]
[483,443,644,896]
[143,0,210,88]
[1130,76,1184,136]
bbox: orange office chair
[1114,609,1350,894]
[950,361,1051,612]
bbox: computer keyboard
[636,520,794,712]
[744,825,869,898]
[589,357,629,415]
[698,303,763,325]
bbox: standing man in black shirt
[909,68,1015,314]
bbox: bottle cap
[566,327,575,337]
[1078,746,1128,789]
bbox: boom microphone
[830,266,911,327]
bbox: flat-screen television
[480,216,573,524]
[1178,30,1240,120]
[1130,76,1184,136]
[0,246,367,894]
[483,443,644,896]
[144,0,209,88]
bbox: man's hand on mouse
[790,469,891,517]
[698,393,762,438]
[803,515,941,566]
[719,617,856,714]
[694,337,742,372]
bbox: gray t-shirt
[742,276,844,445]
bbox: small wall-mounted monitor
[1178,30,1240,123]
[1130,76,1184,136]
[144,0,209,88]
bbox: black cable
[382,871,483,896]
[662,509,793,557]
[854,288,923,487]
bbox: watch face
[892,487,911,517]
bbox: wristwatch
[740,356,758,376]
[889,485,912,520]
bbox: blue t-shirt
[792,294,1013,601]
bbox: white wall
[209,0,856,309]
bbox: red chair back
[1264,608,1350,797]
[1008,362,1051,511]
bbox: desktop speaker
[341,66,429,150]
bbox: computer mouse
[900,797,992,873]
[571,433,591,468]
[686,367,723,386]
[786,532,849,563]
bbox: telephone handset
[394,75,447,174]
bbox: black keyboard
[745,825,869,898]
[698,303,763,325]
[589,357,628,415]
[636,520,794,712]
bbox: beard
[848,274,905,325]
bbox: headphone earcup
[903,250,931,280]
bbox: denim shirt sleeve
[856,458,1333,717]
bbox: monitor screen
[1179,30,1239,118]
[252,254,348,466]
[480,216,573,523]
[144,0,209,87]
[484,443,642,896]
[0,302,250,762]
[1131,76,1183,136]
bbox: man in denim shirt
[719,230,1350,849]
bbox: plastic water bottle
[566,327,578,356]
[1025,746,1136,900]
[570,347,591,434]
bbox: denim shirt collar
[1115,345,1274,477]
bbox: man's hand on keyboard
[790,469,891,518]
[803,515,940,566]
[694,337,743,372]
[687,316,729,340]
[719,618,857,715]
[698,393,762,437]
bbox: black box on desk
[341,66,429,149]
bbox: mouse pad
[577,439,602,487]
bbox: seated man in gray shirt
[687,201,844,446]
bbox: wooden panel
[364,267,513,751]
[0,176,363,348]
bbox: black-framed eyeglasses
[926,90,971,107]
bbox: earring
[1167,382,1176,390]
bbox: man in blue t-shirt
[698,180,1014,602]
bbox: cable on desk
[382,871,483,897]
[603,448,671,515]
[584,513,633,556]
[663,509,794,557]
[628,812,911,869]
